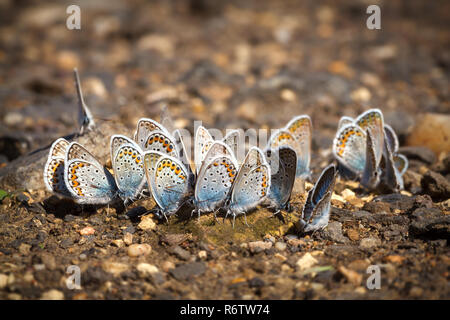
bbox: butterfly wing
[160,105,176,136]
[302,164,337,222]
[355,109,384,165]
[110,135,146,201]
[194,126,214,174]
[265,146,297,210]
[222,130,240,161]
[139,130,178,157]
[302,165,337,232]
[285,115,312,177]
[66,142,103,167]
[304,191,332,232]
[381,130,404,192]
[64,159,117,204]
[361,130,381,190]
[383,124,399,153]
[134,118,168,150]
[43,138,71,196]
[150,155,190,217]
[394,154,408,176]
[229,147,270,214]
[173,129,195,181]
[338,116,354,130]
[194,156,237,212]
[333,124,366,174]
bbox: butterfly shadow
[42,195,125,219]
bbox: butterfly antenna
[73,68,95,135]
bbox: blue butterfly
[64,142,117,205]
[110,135,147,204]
[224,147,271,228]
[381,124,408,192]
[333,109,384,190]
[193,141,238,219]
[43,138,71,197]
[143,151,192,221]
[300,164,337,232]
[264,146,297,215]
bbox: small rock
[399,146,436,165]
[410,207,450,238]
[40,253,56,270]
[406,113,450,156]
[409,286,424,298]
[111,239,124,248]
[296,252,318,271]
[421,171,450,201]
[359,237,381,250]
[347,229,360,241]
[198,250,207,260]
[123,233,133,245]
[127,244,152,257]
[0,274,8,289]
[138,215,156,231]
[136,263,159,277]
[79,226,95,236]
[19,243,31,255]
[248,277,265,288]
[162,261,175,272]
[160,233,190,246]
[172,245,191,260]
[383,255,405,264]
[363,201,391,214]
[326,221,348,243]
[274,242,287,251]
[338,266,362,286]
[41,289,64,300]
[248,241,272,254]
[170,262,206,281]
[102,261,129,276]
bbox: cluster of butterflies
[43,70,407,231]
[333,109,408,193]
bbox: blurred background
[0,0,448,165]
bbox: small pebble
[162,261,175,272]
[198,250,207,260]
[41,289,64,300]
[274,242,287,251]
[136,263,159,277]
[123,233,133,245]
[79,226,95,236]
[248,241,272,254]
[127,244,152,257]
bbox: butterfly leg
[243,212,250,227]
[213,209,220,223]
[232,214,236,229]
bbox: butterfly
[194,125,214,175]
[193,141,238,219]
[134,118,171,151]
[380,124,409,192]
[43,138,71,197]
[143,151,192,220]
[333,109,384,190]
[74,68,95,135]
[223,147,271,228]
[264,146,297,215]
[64,142,117,204]
[299,164,337,233]
[110,134,147,204]
[269,117,312,179]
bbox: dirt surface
[0,0,449,300]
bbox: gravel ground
[0,0,449,300]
